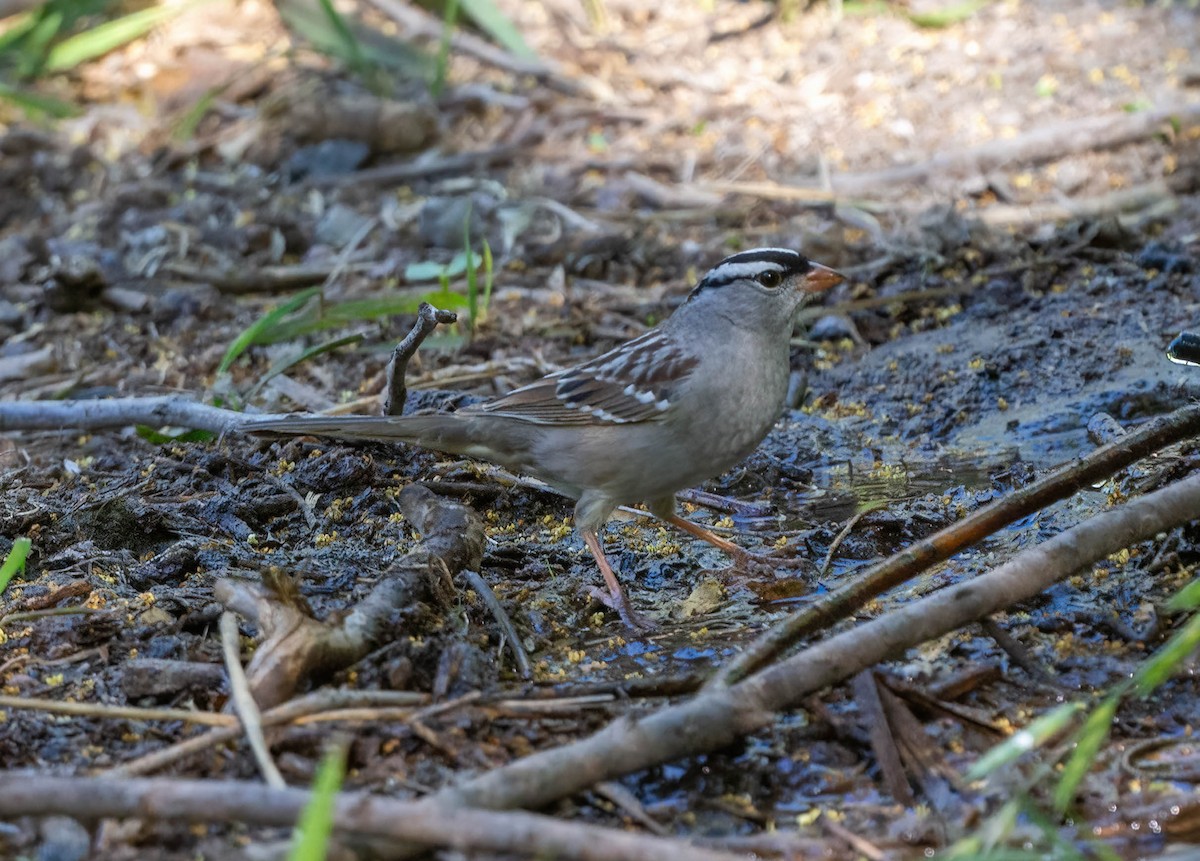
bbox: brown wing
[468,330,700,426]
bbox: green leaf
[480,238,494,316]
[1166,577,1200,612]
[135,426,217,444]
[15,8,65,77]
[904,0,989,28]
[276,0,432,78]
[45,3,186,72]
[171,85,221,141]
[421,286,469,310]
[1133,610,1200,696]
[0,538,32,594]
[1053,695,1118,813]
[405,252,470,282]
[246,332,364,399]
[288,740,346,861]
[218,287,322,374]
[257,294,428,344]
[432,0,460,97]
[464,208,478,324]
[967,702,1084,780]
[0,7,43,55]
[316,0,372,80]
[458,0,536,59]
[0,80,77,117]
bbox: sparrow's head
[684,247,843,328]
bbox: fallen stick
[0,774,750,861]
[976,179,1174,227]
[713,401,1200,687]
[391,470,1200,841]
[830,104,1200,194]
[384,302,457,416]
[0,395,244,435]
[215,485,484,709]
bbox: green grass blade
[316,0,370,77]
[171,84,222,141]
[405,252,469,282]
[288,740,347,861]
[247,332,364,399]
[458,0,535,59]
[0,80,77,117]
[1166,576,1200,612]
[0,538,32,594]
[135,426,217,443]
[464,210,477,324]
[1053,695,1118,813]
[480,238,494,317]
[0,7,43,55]
[432,0,460,96]
[254,294,431,344]
[45,2,185,72]
[1133,610,1200,696]
[904,0,989,28]
[967,702,1084,780]
[217,287,322,374]
[15,8,65,77]
[276,0,432,78]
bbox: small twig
[851,671,913,805]
[323,217,378,290]
[384,302,457,416]
[829,105,1200,194]
[818,505,880,578]
[0,695,236,727]
[821,816,887,861]
[976,180,1174,227]
[111,689,428,777]
[0,606,102,626]
[978,616,1056,685]
[308,144,529,189]
[162,260,377,296]
[460,569,532,680]
[0,395,244,436]
[220,612,285,789]
[594,782,671,836]
[676,488,772,518]
[490,694,616,713]
[711,402,1200,688]
[391,470,1200,834]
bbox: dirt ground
[2,0,1200,858]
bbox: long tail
[241,413,479,456]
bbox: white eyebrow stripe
[706,261,786,282]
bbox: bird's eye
[757,270,782,288]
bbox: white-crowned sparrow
[244,248,843,629]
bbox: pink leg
[582,530,656,632]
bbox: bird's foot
[586,585,659,634]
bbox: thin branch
[384,302,458,416]
[220,612,285,789]
[0,775,752,861]
[111,689,428,777]
[0,395,245,435]
[460,568,532,679]
[388,470,1200,837]
[829,104,1200,194]
[712,402,1200,687]
[0,695,235,727]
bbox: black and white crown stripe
[689,247,813,296]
